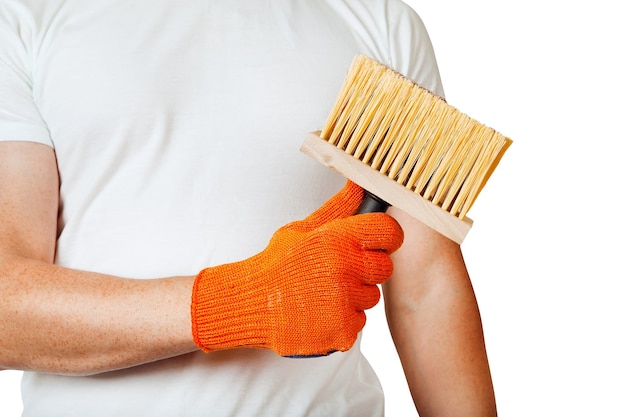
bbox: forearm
[0,142,196,375]
[384,208,496,417]
[0,254,197,376]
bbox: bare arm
[0,141,198,376]
[384,207,497,417]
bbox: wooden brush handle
[356,191,390,214]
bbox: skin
[0,140,496,414]
[0,142,196,375]
[386,207,497,416]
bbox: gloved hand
[191,181,404,357]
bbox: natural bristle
[320,55,512,219]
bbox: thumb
[304,181,363,228]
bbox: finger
[324,213,404,254]
[349,282,381,311]
[333,312,365,352]
[358,250,394,285]
[356,213,405,253]
[303,180,363,228]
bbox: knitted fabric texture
[191,181,404,357]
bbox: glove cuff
[191,265,272,352]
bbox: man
[0,0,496,415]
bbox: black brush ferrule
[356,190,390,214]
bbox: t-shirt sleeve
[0,14,53,147]
[385,1,445,99]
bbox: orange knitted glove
[191,181,404,357]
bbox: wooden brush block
[301,132,473,244]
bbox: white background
[2,1,625,416]
[365,0,626,416]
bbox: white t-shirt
[0,0,443,415]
